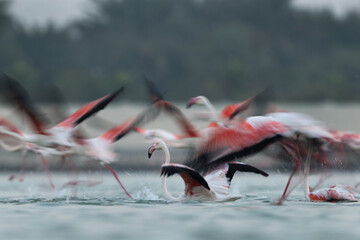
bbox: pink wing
[186,117,289,171]
[99,117,136,143]
[155,100,200,138]
[219,96,255,120]
[0,116,24,136]
[56,87,124,129]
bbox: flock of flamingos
[1,74,360,205]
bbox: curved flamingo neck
[201,97,218,119]
[160,141,180,201]
[200,97,226,127]
[162,142,171,164]
[304,140,313,200]
[162,177,180,201]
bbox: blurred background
[1,0,360,102]
[1,0,360,170]
[1,3,360,239]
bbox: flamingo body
[309,185,357,202]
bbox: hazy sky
[292,0,360,18]
[9,0,93,28]
[8,0,360,28]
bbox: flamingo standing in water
[147,138,269,201]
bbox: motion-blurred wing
[155,100,199,138]
[143,75,165,102]
[186,117,288,171]
[56,86,125,129]
[221,96,255,120]
[0,74,48,134]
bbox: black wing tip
[112,85,126,97]
[161,165,211,190]
[73,86,126,126]
[107,85,126,102]
[143,74,165,103]
[228,162,269,177]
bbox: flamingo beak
[148,145,156,159]
[186,97,198,108]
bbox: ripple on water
[1,173,360,240]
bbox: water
[1,171,360,240]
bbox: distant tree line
[0,0,360,102]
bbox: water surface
[0,172,359,240]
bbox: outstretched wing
[143,75,165,102]
[0,74,49,134]
[155,100,199,138]
[185,117,287,172]
[221,96,255,120]
[161,163,210,191]
[56,86,125,129]
[143,76,199,138]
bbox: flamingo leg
[40,155,55,189]
[103,163,133,199]
[277,141,303,205]
[9,149,28,182]
[310,170,333,192]
[18,149,28,182]
[62,156,80,182]
[61,155,79,196]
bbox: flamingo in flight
[179,111,338,204]
[185,94,348,204]
[186,95,255,126]
[139,78,337,204]
[0,77,125,189]
[147,138,269,201]
[0,109,137,199]
[134,93,255,146]
[1,75,125,148]
[134,77,201,147]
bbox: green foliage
[1,0,360,102]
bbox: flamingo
[0,81,124,189]
[147,138,269,201]
[186,95,255,125]
[2,78,125,148]
[142,77,336,203]
[178,111,339,205]
[185,94,343,204]
[65,103,178,199]
[0,111,136,198]
[302,140,357,202]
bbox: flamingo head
[147,139,166,158]
[186,96,207,108]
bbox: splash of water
[134,185,162,201]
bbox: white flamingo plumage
[147,138,268,201]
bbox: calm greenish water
[0,172,360,240]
